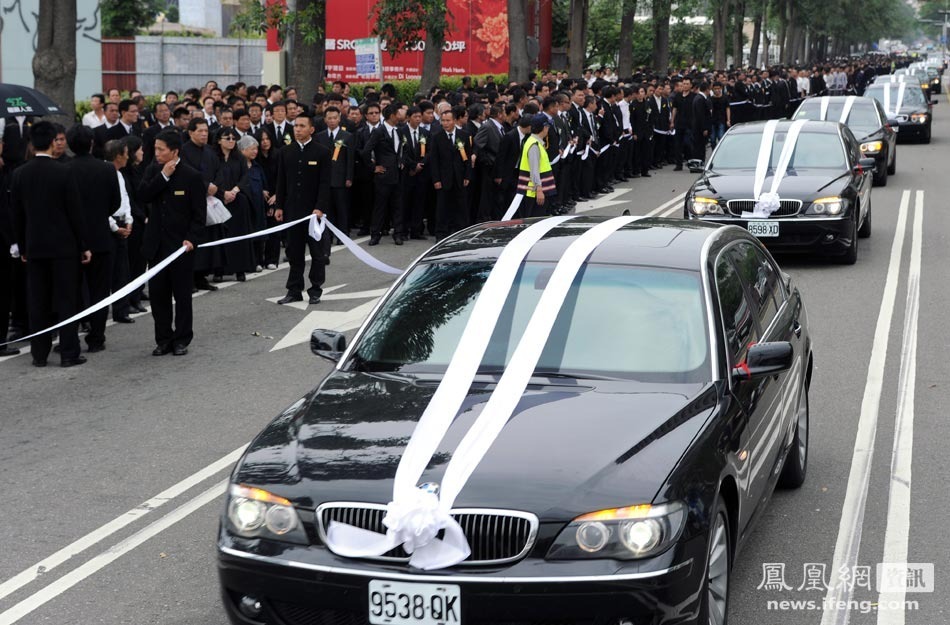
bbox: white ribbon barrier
[2,212,403,346]
[326,215,576,569]
[501,194,524,221]
[745,119,809,219]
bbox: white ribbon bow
[746,119,809,218]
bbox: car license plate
[747,221,780,237]
[369,580,461,625]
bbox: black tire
[701,495,731,625]
[922,125,932,144]
[779,383,809,488]
[887,147,896,175]
[873,160,888,187]
[836,216,858,265]
[858,198,872,239]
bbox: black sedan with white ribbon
[217,216,813,625]
[865,79,936,144]
[684,119,874,265]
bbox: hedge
[73,76,509,122]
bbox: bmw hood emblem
[418,482,440,495]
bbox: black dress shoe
[195,279,218,292]
[357,228,370,236]
[236,273,246,282]
[132,303,149,313]
[368,235,381,246]
[86,344,105,353]
[393,235,404,246]
[309,294,322,305]
[0,346,20,356]
[172,345,188,356]
[152,345,172,356]
[32,358,47,367]
[277,293,303,305]
[61,355,87,368]
[114,315,135,324]
[80,322,91,334]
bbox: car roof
[421,217,729,271]
[728,119,843,135]
[798,95,877,109]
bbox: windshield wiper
[474,368,619,381]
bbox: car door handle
[793,321,802,338]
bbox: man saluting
[138,130,206,357]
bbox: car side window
[727,243,781,332]
[716,254,759,367]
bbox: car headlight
[860,141,883,154]
[806,196,845,216]
[546,502,687,560]
[225,484,308,544]
[689,196,723,216]
[911,113,928,124]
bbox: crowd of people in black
[0,55,912,365]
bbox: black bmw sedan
[218,217,813,625]
[865,80,935,143]
[684,120,873,264]
[791,95,897,186]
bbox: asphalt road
[2,98,948,625]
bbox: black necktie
[412,129,418,147]
[448,133,454,145]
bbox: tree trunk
[652,0,671,73]
[761,0,769,67]
[420,1,447,93]
[568,0,589,77]
[33,0,76,125]
[750,7,762,68]
[617,0,637,77]
[508,0,531,83]
[732,1,745,67]
[713,0,731,70]
[287,0,325,104]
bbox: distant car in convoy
[792,95,897,186]
[685,120,874,264]
[217,217,813,625]
[864,80,935,143]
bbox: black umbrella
[0,84,62,117]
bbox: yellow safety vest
[517,135,556,199]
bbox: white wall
[179,0,223,36]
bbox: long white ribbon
[501,194,524,221]
[819,96,830,121]
[326,215,575,569]
[893,82,906,116]
[309,215,403,275]
[751,119,779,203]
[747,119,808,218]
[839,95,856,124]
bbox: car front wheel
[779,382,809,488]
[702,495,731,625]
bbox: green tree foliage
[372,0,450,56]
[101,0,165,37]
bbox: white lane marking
[661,203,682,218]
[0,446,246,603]
[876,190,923,625]
[820,189,911,625]
[0,480,228,625]
[270,300,379,352]
[647,192,687,217]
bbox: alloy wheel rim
[707,512,729,625]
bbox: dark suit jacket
[180,141,219,190]
[428,128,472,190]
[315,129,355,188]
[692,94,713,134]
[1,117,32,171]
[68,154,121,253]
[493,128,526,191]
[361,124,404,186]
[401,125,430,173]
[142,123,174,166]
[275,140,331,219]
[11,156,84,259]
[473,120,504,170]
[264,121,295,150]
[138,160,207,260]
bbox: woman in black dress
[255,129,281,270]
[211,127,256,281]
[237,134,268,270]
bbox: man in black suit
[493,116,532,213]
[66,125,122,352]
[138,130,206,356]
[274,113,331,305]
[400,106,430,239]
[10,121,90,367]
[0,161,18,355]
[93,102,121,158]
[314,105,354,258]
[352,102,381,235]
[474,103,507,221]
[691,82,713,163]
[142,102,173,166]
[1,115,33,343]
[428,108,472,240]
[361,103,406,246]
[264,101,294,150]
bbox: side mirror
[931,98,939,105]
[733,342,794,381]
[886,118,900,128]
[310,329,347,362]
[856,157,876,174]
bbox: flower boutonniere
[456,139,467,162]
[419,136,427,157]
[284,135,292,145]
[332,139,343,161]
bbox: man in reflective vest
[516,115,557,218]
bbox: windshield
[793,100,881,138]
[865,84,928,110]
[708,128,847,170]
[348,262,711,383]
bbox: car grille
[316,503,539,565]
[269,602,608,625]
[726,199,803,217]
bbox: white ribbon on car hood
[745,119,809,219]
[883,82,906,117]
[325,215,575,569]
[821,95,856,124]
[326,215,640,570]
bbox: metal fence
[102,37,266,95]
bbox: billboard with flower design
[325,0,510,81]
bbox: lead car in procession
[217,217,813,625]
[684,120,873,264]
